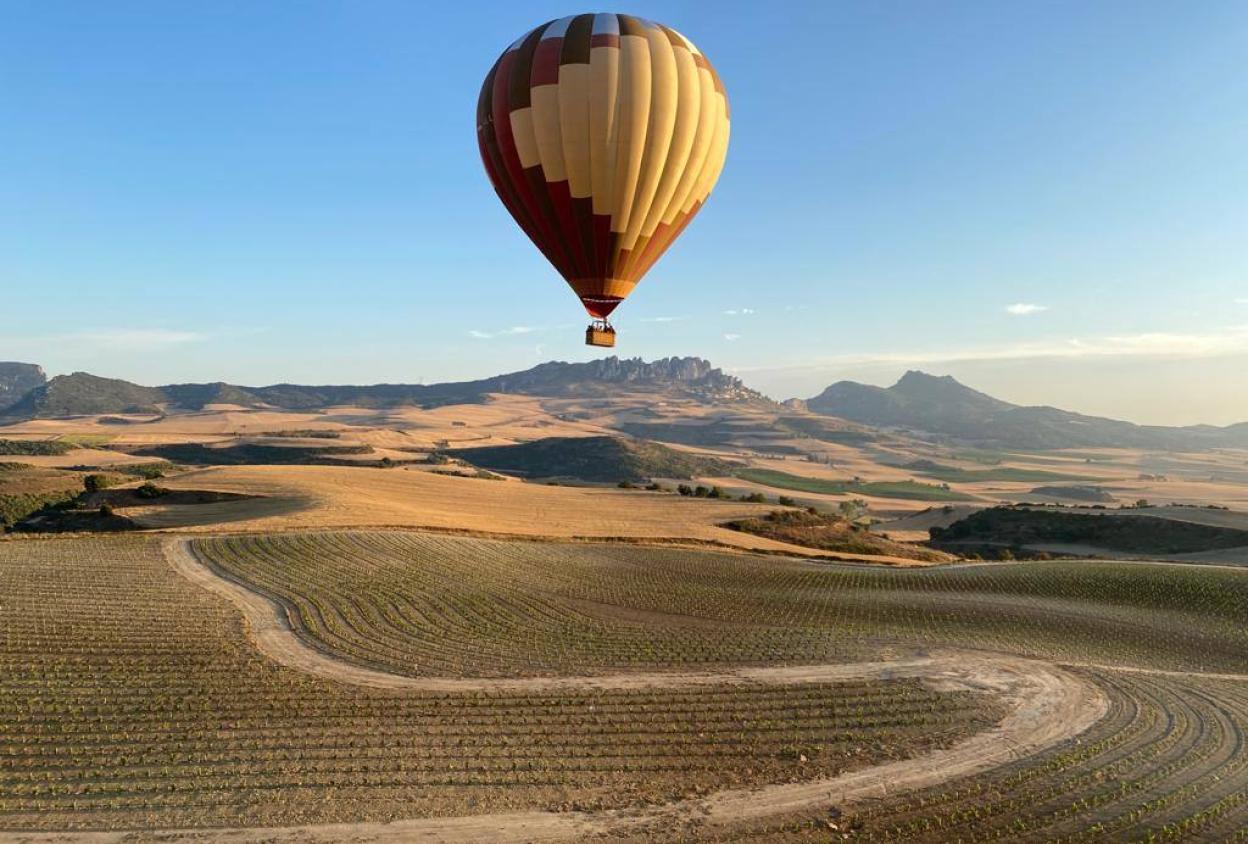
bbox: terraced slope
[195,533,1248,677]
[0,536,1003,831]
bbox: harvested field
[152,464,927,560]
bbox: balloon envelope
[477,13,730,319]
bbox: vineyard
[0,536,1001,831]
[2,531,1247,840]
[195,532,1248,677]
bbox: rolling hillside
[448,436,739,483]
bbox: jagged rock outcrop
[0,363,47,413]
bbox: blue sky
[3,1,1246,423]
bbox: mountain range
[806,370,1248,451]
[3,358,1246,452]
[3,357,765,418]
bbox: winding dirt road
[0,540,1113,843]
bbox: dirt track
[0,540,1114,843]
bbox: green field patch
[55,434,114,447]
[903,460,1095,484]
[736,467,973,501]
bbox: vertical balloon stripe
[558,17,594,199]
[620,24,677,255]
[608,16,652,240]
[478,67,543,255]
[638,31,700,238]
[663,65,718,225]
[587,40,619,219]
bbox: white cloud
[641,316,685,323]
[731,324,1248,374]
[723,333,741,341]
[1235,298,1248,305]
[467,325,536,340]
[1006,303,1049,316]
[723,308,756,316]
[61,329,205,350]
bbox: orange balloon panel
[477,13,730,318]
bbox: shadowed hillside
[931,506,1248,555]
[449,436,739,484]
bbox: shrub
[778,496,796,507]
[740,492,767,503]
[135,482,169,500]
[677,484,693,496]
[83,474,113,493]
[99,503,115,518]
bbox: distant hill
[1027,485,1116,503]
[0,363,46,412]
[9,372,166,418]
[8,357,768,418]
[806,370,1248,451]
[930,506,1248,556]
[448,436,739,484]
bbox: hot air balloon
[476,14,730,347]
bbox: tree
[83,474,111,493]
[135,482,168,500]
[838,499,869,521]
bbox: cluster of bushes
[135,482,169,499]
[614,482,803,507]
[0,439,75,456]
[83,474,116,493]
[259,430,342,439]
[113,463,168,480]
[675,484,731,499]
[0,491,78,529]
[616,481,664,490]
[722,507,950,562]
